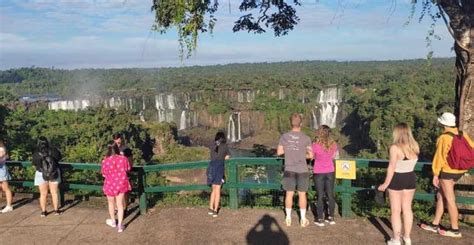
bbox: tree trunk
[439,0,473,223]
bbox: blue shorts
[0,164,11,182]
[34,171,61,186]
[207,161,225,186]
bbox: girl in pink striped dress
[101,142,131,233]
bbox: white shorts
[34,171,61,186]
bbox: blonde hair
[315,125,336,150]
[392,123,420,155]
[290,113,303,128]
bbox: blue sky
[0,0,454,69]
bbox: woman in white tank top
[378,123,420,245]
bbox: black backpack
[40,150,59,181]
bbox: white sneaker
[1,206,13,213]
[386,239,401,245]
[402,237,411,245]
[106,219,116,228]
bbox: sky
[0,0,455,69]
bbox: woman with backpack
[0,141,13,213]
[420,112,474,238]
[32,136,62,217]
[207,131,230,218]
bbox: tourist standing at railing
[378,123,419,245]
[113,133,133,215]
[311,125,339,227]
[277,113,313,227]
[101,142,131,233]
[207,131,230,218]
[0,141,13,213]
[420,112,473,238]
[32,136,62,217]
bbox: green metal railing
[5,158,474,217]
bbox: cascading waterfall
[317,87,341,128]
[227,112,242,143]
[48,100,90,111]
[179,110,187,130]
[155,94,166,122]
[311,109,319,129]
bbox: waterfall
[167,94,176,110]
[238,92,244,103]
[237,112,242,141]
[155,95,166,122]
[279,89,284,100]
[317,87,341,128]
[228,114,236,143]
[142,96,146,111]
[179,110,187,130]
[227,112,242,143]
[311,109,319,129]
[48,100,90,111]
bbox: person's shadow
[246,214,289,245]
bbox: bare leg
[388,189,403,241]
[115,193,125,226]
[298,192,307,211]
[440,179,459,229]
[285,191,294,209]
[401,189,415,239]
[1,181,12,207]
[432,187,445,225]
[38,184,49,212]
[107,196,116,221]
[213,184,221,212]
[209,186,216,210]
[49,182,59,211]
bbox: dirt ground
[0,198,472,245]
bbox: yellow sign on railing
[335,160,356,180]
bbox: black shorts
[282,171,309,192]
[439,171,464,181]
[388,172,416,191]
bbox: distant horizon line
[0,56,456,71]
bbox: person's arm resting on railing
[277,145,284,156]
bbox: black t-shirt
[119,144,133,158]
[210,143,230,162]
[32,148,62,171]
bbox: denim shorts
[0,164,11,182]
[34,171,61,186]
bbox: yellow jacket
[432,127,473,176]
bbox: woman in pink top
[312,125,339,227]
[101,142,131,233]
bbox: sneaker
[314,219,325,227]
[402,237,411,245]
[207,209,214,215]
[54,210,62,216]
[386,239,401,245]
[300,218,310,228]
[438,229,462,238]
[212,210,218,218]
[285,217,291,227]
[419,223,439,233]
[106,219,116,228]
[325,217,336,225]
[117,224,124,233]
[40,211,47,217]
[1,206,13,214]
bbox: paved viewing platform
[0,198,472,245]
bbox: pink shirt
[101,155,131,197]
[312,143,338,174]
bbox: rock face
[47,87,344,141]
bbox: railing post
[341,179,353,218]
[228,160,238,209]
[139,168,148,215]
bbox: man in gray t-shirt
[277,113,313,228]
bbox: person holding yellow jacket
[420,112,473,238]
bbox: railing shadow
[11,197,36,210]
[368,216,391,241]
[246,214,289,245]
